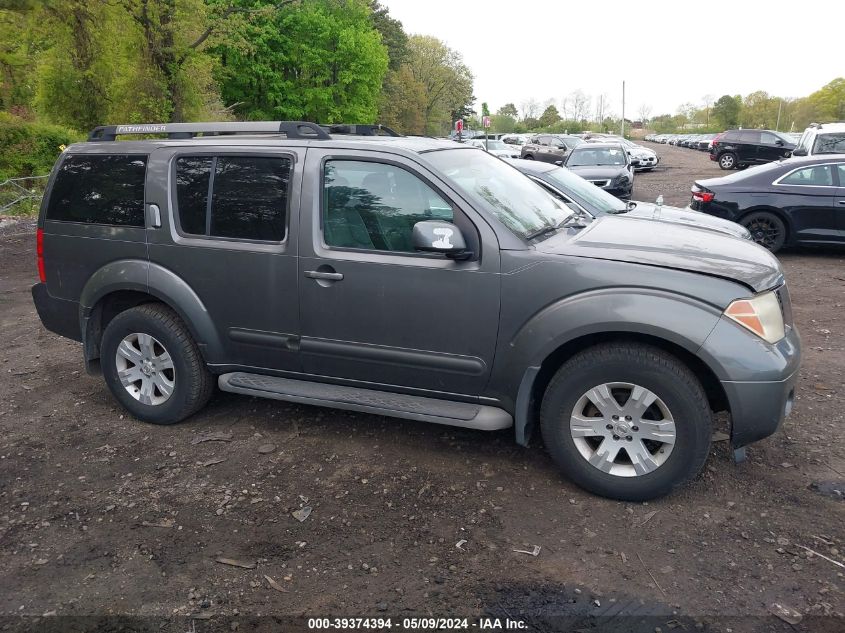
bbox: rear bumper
[31,283,81,342]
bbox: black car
[520,134,582,164]
[512,159,750,240]
[710,129,796,170]
[691,156,845,252]
[563,142,635,199]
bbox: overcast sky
[381,0,844,120]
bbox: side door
[297,148,501,396]
[835,163,845,236]
[759,131,791,163]
[145,147,303,371]
[772,163,839,243]
[739,130,761,164]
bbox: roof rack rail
[87,121,331,142]
[321,124,401,137]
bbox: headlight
[615,173,631,184]
[724,291,785,343]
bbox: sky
[381,0,845,120]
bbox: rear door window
[779,165,834,187]
[46,154,147,226]
[740,130,761,144]
[174,155,291,242]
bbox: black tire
[741,211,786,252]
[540,343,712,501]
[101,303,214,425]
[522,154,534,160]
[718,152,737,170]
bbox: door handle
[838,200,845,206]
[304,270,344,281]
[147,203,161,228]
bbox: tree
[637,103,652,126]
[712,94,741,129]
[497,103,518,118]
[481,102,490,117]
[378,64,425,134]
[520,98,539,121]
[538,104,561,127]
[562,90,590,122]
[217,0,388,123]
[368,1,407,70]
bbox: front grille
[775,284,794,327]
[589,179,611,188]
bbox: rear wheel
[718,152,737,170]
[522,154,534,160]
[101,303,214,425]
[540,343,712,501]
[741,211,786,252]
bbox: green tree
[368,0,407,69]
[538,104,561,127]
[497,102,518,118]
[712,94,741,129]
[378,64,425,133]
[217,0,388,123]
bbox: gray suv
[32,121,801,501]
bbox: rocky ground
[0,144,842,632]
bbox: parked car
[513,160,749,239]
[32,120,800,501]
[792,122,845,157]
[709,129,796,170]
[521,134,583,164]
[468,138,520,158]
[690,155,845,252]
[563,142,635,199]
[589,136,659,171]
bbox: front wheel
[522,154,534,160]
[540,344,712,501]
[101,303,214,425]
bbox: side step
[218,372,512,431]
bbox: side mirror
[631,158,641,166]
[791,147,807,156]
[775,139,784,147]
[412,221,469,258]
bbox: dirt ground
[1,144,843,633]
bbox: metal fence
[0,175,49,215]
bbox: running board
[218,372,512,431]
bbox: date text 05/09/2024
[306,617,528,630]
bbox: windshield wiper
[525,224,559,240]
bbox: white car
[500,133,533,154]
[588,136,659,171]
[792,122,845,157]
[469,139,520,159]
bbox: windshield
[480,140,508,150]
[814,133,845,154]
[426,149,572,238]
[568,146,627,166]
[541,167,626,215]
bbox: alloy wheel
[114,332,175,406]
[719,154,735,169]
[745,217,780,250]
[569,382,676,477]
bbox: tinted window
[323,160,453,252]
[46,154,146,226]
[814,133,845,154]
[740,130,761,143]
[211,157,290,241]
[838,164,845,185]
[760,132,781,145]
[779,165,834,186]
[175,157,212,235]
[174,155,290,241]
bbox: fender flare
[79,260,226,364]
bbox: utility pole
[775,99,782,131]
[621,81,626,137]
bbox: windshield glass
[480,140,508,150]
[568,146,627,166]
[814,133,845,154]
[427,149,572,237]
[542,167,626,214]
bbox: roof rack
[321,124,401,137]
[87,121,331,142]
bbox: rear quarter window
[46,154,147,226]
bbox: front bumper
[31,282,82,342]
[700,318,801,448]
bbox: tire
[101,303,214,425]
[718,152,737,170]
[740,211,786,252]
[540,343,712,501]
[522,154,534,160]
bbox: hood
[537,214,783,292]
[489,149,518,158]
[631,147,656,157]
[567,165,629,179]
[626,203,750,239]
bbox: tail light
[691,190,715,203]
[36,228,46,282]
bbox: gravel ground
[0,145,843,633]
